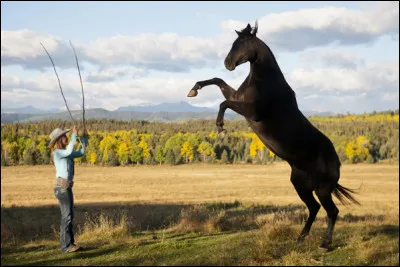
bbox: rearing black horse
[187,22,360,250]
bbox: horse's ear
[252,20,258,36]
[235,30,242,36]
[239,24,252,35]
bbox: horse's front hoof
[296,236,305,244]
[187,89,198,97]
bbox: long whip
[40,42,76,124]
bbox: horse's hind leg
[315,184,339,250]
[291,168,320,242]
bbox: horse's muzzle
[225,64,235,71]
[224,56,235,71]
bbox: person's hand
[72,126,78,135]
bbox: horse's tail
[326,137,360,206]
[333,183,361,206]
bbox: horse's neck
[249,40,298,108]
[250,41,286,84]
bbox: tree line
[1,110,398,166]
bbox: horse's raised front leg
[216,101,229,138]
[216,100,253,138]
[187,78,251,137]
[187,78,236,101]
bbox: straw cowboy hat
[48,128,71,148]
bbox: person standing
[49,126,88,253]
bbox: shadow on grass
[16,245,125,266]
[339,214,386,223]
[1,244,53,255]
[368,224,399,239]
[1,201,303,245]
[1,200,399,266]
[2,201,398,262]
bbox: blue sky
[1,1,399,114]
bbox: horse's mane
[240,21,258,36]
[255,37,298,107]
[237,21,297,107]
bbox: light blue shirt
[53,133,88,182]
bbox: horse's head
[224,21,258,71]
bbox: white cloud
[86,66,149,83]
[1,72,83,93]
[303,94,320,100]
[300,49,365,69]
[382,91,400,102]
[287,61,399,94]
[2,2,398,72]
[298,91,399,114]
[1,30,83,70]
[1,68,246,111]
[2,59,398,113]
[222,2,399,51]
[1,30,59,58]
[1,89,70,110]
[83,33,218,71]
[1,2,398,114]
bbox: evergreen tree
[165,148,176,165]
[155,145,165,165]
[23,146,40,165]
[107,150,119,166]
[130,145,144,165]
[221,149,229,164]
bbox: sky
[1,1,399,114]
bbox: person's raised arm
[54,126,78,158]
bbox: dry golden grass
[1,163,398,266]
[1,162,399,217]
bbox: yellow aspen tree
[269,149,275,158]
[198,141,214,162]
[90,152,97,165]
[181,141,193,163]
[74,155,82,164]
[208,131,218,140]
[117,142,130,165]
[345,135,370,163]
[249,139,258,158]
[138,137,150,159]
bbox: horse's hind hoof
[318,243,330,252]
[187,89,198,97]
[218,129,227,139]
[296,236,305,244]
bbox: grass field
[1,163,399,266]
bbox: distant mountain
[1,113,35,123]
[1,101,336,123]
[0,105,59,114]
[302,110,336,117]
[116,101,216,113]
[1,108,242,123]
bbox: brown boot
[66,245,80,253]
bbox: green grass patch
[2,201,398,266]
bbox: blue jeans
[54,186,75,252]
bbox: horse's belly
[246,119,295,161]
[246,117,330,171]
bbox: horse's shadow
[2,201,397,247]
[1,201,306,244]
